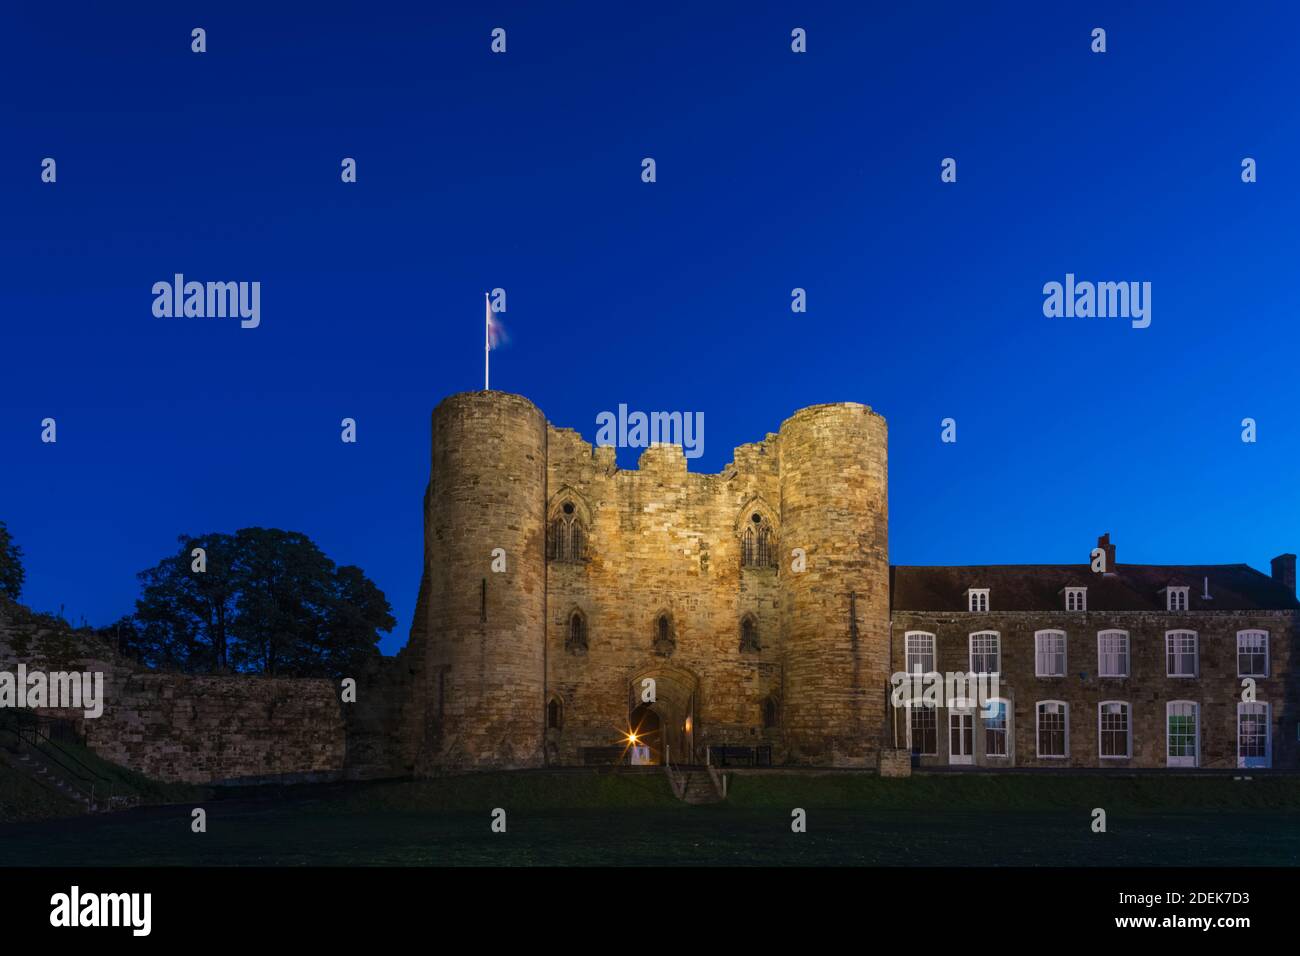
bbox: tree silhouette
[131,528,394,676]
[0,521,26,601]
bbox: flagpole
[484,292,490,391]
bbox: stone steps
[668,765,726,804]
[13,746,96,810]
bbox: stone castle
[387,390,890,773]
[365,390,1300,774]
[4,388,1296,784]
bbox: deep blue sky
[3,3,1297,653]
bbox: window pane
[906,634,934,674]
[985,702,1007,756]
[1167,633,1196,675]
[910,707,937,756]
[1168,704,1198,758]
[1239,705,1267,758]
[971,633,999,673]
[1100,703,1129,757]
[1237,632,1267,676]
[1037,632,1065,676]
[1038,704,1066,757]
[1098,632,1129,677]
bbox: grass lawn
[0,758,81,822]
[2,771,1298,866]
[0,734,205,824]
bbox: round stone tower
[777,403,889,766]
[416,390,548,771]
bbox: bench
[581,746,626,766]
[709,746,755,767]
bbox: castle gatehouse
[359,390,1298,775]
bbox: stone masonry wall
[890,609,1300,769]
[0,602,346,785]
[414,391,548,771]
[777,404,890,767]
[529,399,891,769]
[86,673,345,785]
[543,429,786,765]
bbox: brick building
[371,390,1299,774]
[890,542,1299,770]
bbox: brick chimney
[1271,553,1296,596]
[1096,533,1117,573]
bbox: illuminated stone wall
[398,391,892,771]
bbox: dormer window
[967,588,989,613]
[1166,587,1189,612]
[1065,588,1087,612]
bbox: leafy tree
[228,528,337,676]
[98,614,146,662]
[0,521,24,601]
[130,528,393,677]
[134,533,237,672]
[321,563,397,677]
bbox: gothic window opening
[653,613,675,656]
[566,609,588,654]
[740,615,761,654]
[547,695,563,730]
[548,500,587,563]
[762,696,780,729]
[742,512,777,569]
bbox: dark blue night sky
[3,3,1297,652]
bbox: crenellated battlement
[403,390,891,772]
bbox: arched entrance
[628,702,663,764]
[626,663,699,765]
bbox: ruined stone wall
[0,603,346,785]
[342,649,415,780]
[890,609,1300,769]
[86,673,344,785]
[351,485,433,780]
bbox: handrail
[662,743,686,799]
[1,711,116,807]
[38,730,112,785]
[706,764,728,799]
[30,739,100,790]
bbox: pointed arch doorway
[627,703,664,764]
[626,663,699,766]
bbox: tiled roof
[890,564,1298,612]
